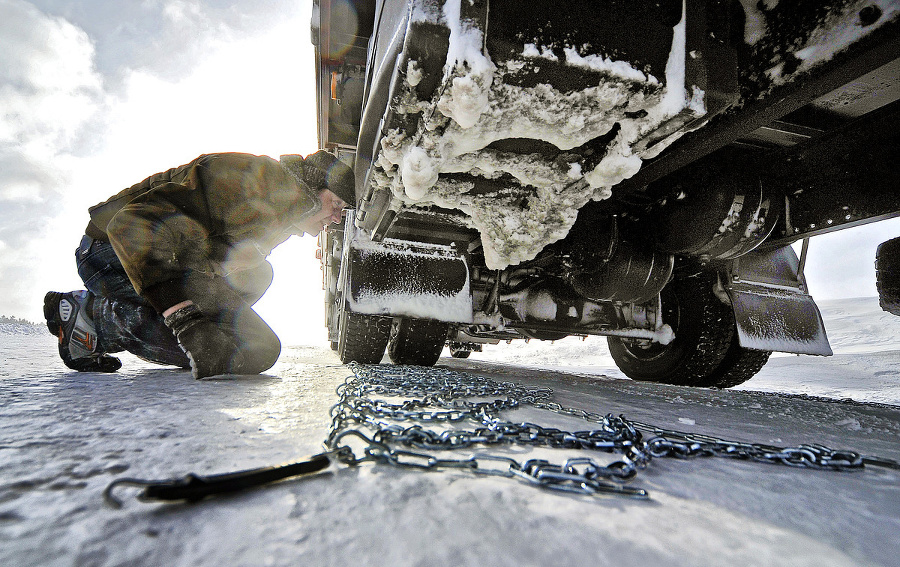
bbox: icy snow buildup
[372,0,705,270]
[401,147,440,200]
[583,154,643,191]
[437,74,493,129]
[792,0,900,73]
[562,46,656,84]
[406,60,423,87]
[437,0,495,129]
[756,0,899,86]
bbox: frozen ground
[1,297,898,567]
[469,296,900,406]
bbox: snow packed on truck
[310,0,900,388]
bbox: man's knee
[226,308,280,374]
[237,333,281,374]
[179,276,281,374]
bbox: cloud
[0,0,108,258]
[803,218,900,300]
[28,0,305,88]
[0,1,108,158]
[0,1,113,321]
[0,1,317,322]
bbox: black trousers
[76,235,280,373]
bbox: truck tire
[337,311,392,364]
[388,318,449,366]
[607,272,736,386]
[692,336,771,388]
[876,236,900,316]
[321,227,344,348]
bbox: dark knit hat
[281,150,356,206]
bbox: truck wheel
[692,336,771,388]
[876,236,900,316]
[388,318,449,366]
[607,272,735,386]
[321,227,344,347]
[337,311,392,364]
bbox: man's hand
[164,303,244,379]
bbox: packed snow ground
[469,296,900,406]
[1,296,898,567]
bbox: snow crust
[558,46,657,84]
[373,0,705,269]
[753,0,900,85]
[0,323,44,336]
[350,287,472,322]
[790,0,900,73]
[610,323,676,345]
[347,234,473,323]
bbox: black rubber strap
[104,453,333,507]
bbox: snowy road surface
[2,297,899,567]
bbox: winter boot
[44,291,121,372]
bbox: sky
[0,0,327,344]
[1,0,899,346]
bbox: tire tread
[338,312,392,364]
[876,237,900,316]
[388,319,449,366]
[607,272,736,386]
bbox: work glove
[164,303,244,379]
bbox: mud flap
[725,247,832,356]
[730,287,832,355]
[344,235,473,324]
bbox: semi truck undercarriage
[312,0,900,387]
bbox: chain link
[326,363,899,499]
[104,361,899,506]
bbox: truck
[311,0,900,387]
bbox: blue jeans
[76,235,280,371]
[76,235,191,367]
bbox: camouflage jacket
[85,153,320,312]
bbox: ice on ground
[469,296,900,405]
[1,296,898,567]
[0,323,44,336]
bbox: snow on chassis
[311,0,900,387]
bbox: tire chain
[327,362,900,499]
[103,361,900,506]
